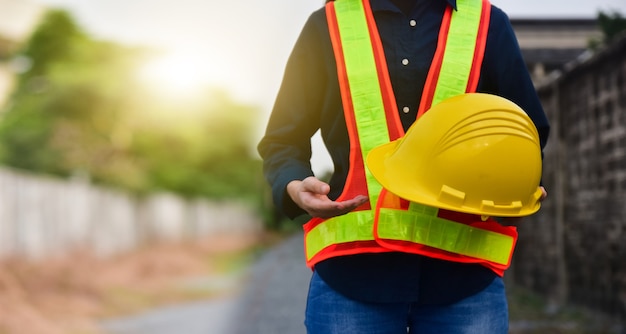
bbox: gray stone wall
[511,34,626,321]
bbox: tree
[0,9,145,187]
[0,9,265,204]
[19,10,87,78]
[590,10,626,48]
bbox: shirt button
[409,20,417,27]
[402,106,410,113]
[402,58,409,66]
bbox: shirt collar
[369,0,457,13]
[448,0,457,10]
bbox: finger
[308,203,345,218]
[302,177,330,195]
[307,195,368,218]
[337,195,368,209]
[540,186,548,201]
[333,195,368,215]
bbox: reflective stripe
[305,204,514,265]
[333,0,390,208]
[417,0,489,117]
[430,0,483,107]
[377,206,514,265]
[305,211,372,261]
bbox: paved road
[100,232,626,334]
[232,232,310,334]
[101,232,311,334]
[101,297,239,334]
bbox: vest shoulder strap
[418,0,491,117]
[326,0,403,207]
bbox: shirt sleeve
[257,11,328,218]
[480,5,551,150]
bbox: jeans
[304,271,508,334]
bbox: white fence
[0,168,262,259]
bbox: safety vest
[303,0,518,276]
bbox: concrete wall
[0,167,262,260]
[511,34,626,321]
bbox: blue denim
[304,271,508,334]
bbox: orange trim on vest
[326,2,371,205]
[417,0,490,117]
[303,239,392,267]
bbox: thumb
[302,177,330,195]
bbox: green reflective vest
[303,0,517,276]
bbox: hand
[287,176,369,219]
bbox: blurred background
[0,0,624,333]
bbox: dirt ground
[0,233,275,334]
[2,231,622,334]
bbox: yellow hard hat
[366,93,543,217]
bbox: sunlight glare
[137,51,212,100]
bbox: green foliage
[590,10,626,48]
[20,10,87,77]
[129,91,263,200]
[0,9,266,205]
[598,10,626,42]
[0,21,145,185]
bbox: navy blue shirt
[258,0,550,304]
